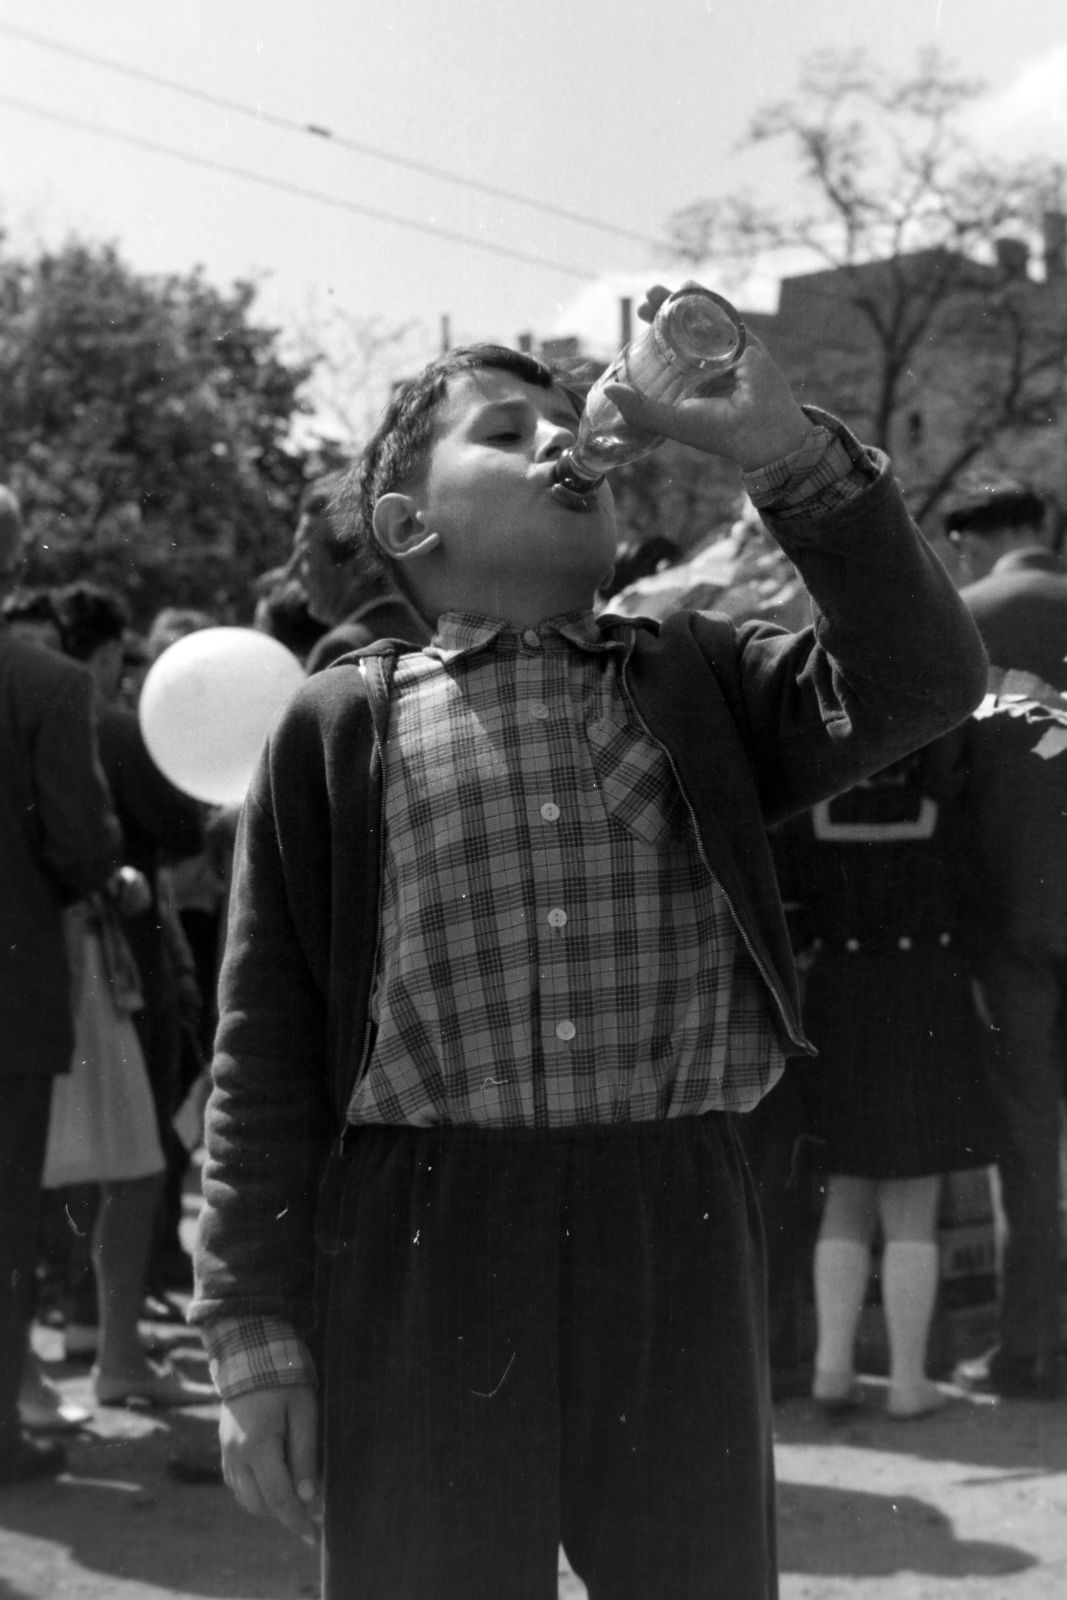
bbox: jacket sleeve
[190,713,333,1336]
[34,666,121,899]
[693,456,988,822]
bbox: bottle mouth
[550,452,604,507]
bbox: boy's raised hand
[220,1384,321,1547]
[603,283,814,471]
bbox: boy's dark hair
[1,586,60,627]
[56,582,131,661]
[944,488,1046,538]
[331,345,580,598]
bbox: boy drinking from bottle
[191,287,985,1599]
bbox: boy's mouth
[549,481,601,514]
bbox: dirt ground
[1,1349,1066,1600]
[1,1173,1065,1598]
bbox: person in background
[40,882,209,1407]
[252,568,330,665]
[0,490,120,1479]
[291,471,432,672]
[947,487,1067,1400]
[0,587,63,652]
[143,604,234,1105]
[57,585,205,1313]
[775,736,999,1417]
[146,607,217,660]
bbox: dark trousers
[0,1075,55,1437]
[322,1114,777,1600]
[734,1076,810,1373]
[980,948,1067,1361]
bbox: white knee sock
[813,1238,871,1394]
[881,1240,940,1399]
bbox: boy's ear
[372,494,441,563]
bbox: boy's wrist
[201,1312,318,1402]
[732,406,815,472]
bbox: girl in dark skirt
[774,730,999,1417]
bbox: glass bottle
[551,283,747,503]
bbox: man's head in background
[55,582,132,702]
[945,487,1049,587]
[0,589,63,652]
[289,471,370,626]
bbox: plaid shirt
[204,416,873,1400]
[350,609,779,1126]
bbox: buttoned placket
[514,630,585,1111]
[518,631,637,1122]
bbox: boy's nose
[535,421,576,462]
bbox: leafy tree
[290,297,438,451]
[668,51,1067,528]
[0,238,339,622]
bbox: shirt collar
[427,609,623,663]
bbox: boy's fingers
[250,1439,319,1544]
[603,383,686,440]
[233,1463,272,1519]
[286,1390,320,1503]
[635,283,671,324]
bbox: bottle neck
[550,449,605,499]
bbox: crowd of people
[0,455,439,1486]
[0,318,1065,1597]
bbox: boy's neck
[423,581,599,633]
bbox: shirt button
[529,702,549,720]
[555,1019,576,1041]
[547,907,568,928]
[523,629,541,648]
[540,802,560,822]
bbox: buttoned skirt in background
[801,944,1000,1180]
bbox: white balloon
[139,627,305,806]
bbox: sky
[0,0,1064,378]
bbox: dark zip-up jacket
[192,457,986,1334]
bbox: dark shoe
[770,1367,813,1403]
[953,1345,1064,1401]
[149,1252,194,1293]
[0,1434,67,1487]
[167,1448,224,1485]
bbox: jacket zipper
[617,631,811,1055]
[342,659,390,1126]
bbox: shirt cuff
[741,407,880,523]
[200,1314,318,1402]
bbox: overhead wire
[0,94,596,279]
[0,20,661,250]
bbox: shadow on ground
[774,1383,1067,1475]
[777,1478,1035,1578]
[0,1339,319,1600]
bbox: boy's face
[403,368,617,614]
